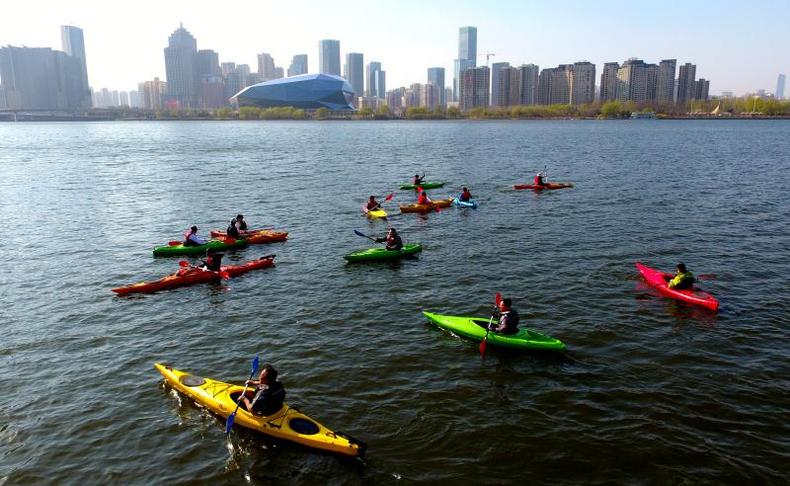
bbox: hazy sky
[2,0,788,95]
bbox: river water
[0,120,787,484]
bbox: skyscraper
[60,25,91,109]
[656,59,676,102]
[490,62,510,107]
[257,53,278,79]
[427,67,446,106]
[776,74,786,99]
[676,63,696,105]
[421,83,440,109]
[344,53,364,96]
[459,66,489,111]
[694,79,710,101]
[319,40,340,75]
[570,61,596,105]
[599,62,620,102]
[288,55,308,77]
[164,24,198,108]
[0,46,84,110]
[518,64,539,105]
[196,49,220,78]
[453,26,477,101]
[617,59,649,103]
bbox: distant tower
[344,52,364,97]
[164,24,198,108]
[453,26,477,101]
[656,59,677,102]
[777,74,786,99]
[61,25,91,109]
[676,63,697,105]
[427,67,446,106]
[288,55,308,77]
[319,39,340,76]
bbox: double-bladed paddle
[225,355,260,437]
[354,229,379,242]
[480,292,503,357]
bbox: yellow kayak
[363,205,387,219]
[154,363,365,457]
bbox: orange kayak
[210,229,288,244]
[514,182,574,190]
[399,198,454,213]
[112,256,275,295]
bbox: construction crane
[485,52,496,68]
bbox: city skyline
[2,0,789,96]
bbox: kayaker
[226,219,240,238]
[489,298,520,335]
[201,251,223,272]
[667,263,695,290]
[366,196,381,211]
[184,226,207,247]
[413,173,425,185]
[376,228,404,251]
[416,190,432,205]
[242,364,286,416]
[534,171,547,187]
[235,214,248,232]
[459,187,473,202]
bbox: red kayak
[210,229,288,244]
[112,256,275,295]
[635,262,719,311]
[514,182,574,190]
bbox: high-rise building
[599,62,620,102]
[129,90,141,108]
[656,59,676,102]
[776,74,786,99]
[421,83,440,109]
[645,63,658,101]
[366,62,382,97]
[676,63,696,105]
[404,83,422,108]
[257,53,278,79]
[571,61,596,105]
[164,24,198,108]
[518,64,539,105]
[196,50,220,78]
[616,59,649,103]
[60,25,91,109]
[385,87,405,110]
[201,75,226,108]
[427,67,446,106]
[550,65,573,105]
[138,77,167,109]
[459,66,489,111]
[694,79,710,101]
[221,62,236,76]
[453,26,477,102]
[319,39,340,75]
[344,52,364,97]
[0,46,84,111]
[224,64,248,102]
[288,55,308,77]
[119,91,129,106]
[490,62,510,107]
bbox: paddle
[226,356,260,437]
[479,292,503,357]
[354,229,379,242]
[367,193,395,212]
[168,241,182,246]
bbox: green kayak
[399,182,445,190]
[344,243,422,262]
[422,311,566,352]
[152,238,248,257]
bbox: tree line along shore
[2,98,789,122]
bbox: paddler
[413,173,425,185]
[375,227,404,251]
[416,189,432,205]
[534,171,547,187]
[242,364,286,416]
[200,250,223,272]
[366,195,381,211]
[459,187,473,202]
[235,214,248,231]
[489,298,520,335]
[184,226,207,247]
[226,219,240,238]
[667,263,695,290]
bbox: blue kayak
[452,198,478,209]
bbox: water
[0,120,788,484]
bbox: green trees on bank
[238,106,306,120]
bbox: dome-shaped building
[232,73,355,110]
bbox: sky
[1,0,788,96]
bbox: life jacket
[227,224,239,238]
[499,309,520,335]
[386,234,404,251]
[184,232,198,246]
[366,199,379,210]
[203,254,223,272]
[417,193,431,205]
[534,175,544,186]
[251,381,286,415]
[237,220,248,231]
[460,191,472,202]
[669,271,695,290]
[413,177,422,185]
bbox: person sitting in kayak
[235,214,248,232]
[489,298,520,335]
[242,364,286,416]
[375,228,404,251]
[416,190,432,205]
[200,251,223,272]
[413,173,425,185]
[366,196,381,211]
[534,171,547,187]
[459,187,473,202]
[184,226,207,247]
[666,263,695,290]
[226,219,240,238]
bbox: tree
[315,107,329,119]
[601,101,622,119]
[216,107,233,119]
[446,106,460,118]
[239,106,261,120]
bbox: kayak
[636,262,719,311]
[210,229,288,244]
[422,312,566,352]
[399,198,454,213]
[344,243,422,262]
[399,182,445,190]
[154,364,365,457]
[153,238,247,257]
[514,182,574,190]
[452,198,479,209]
[112,256,275,295]
[362,205,387,219]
